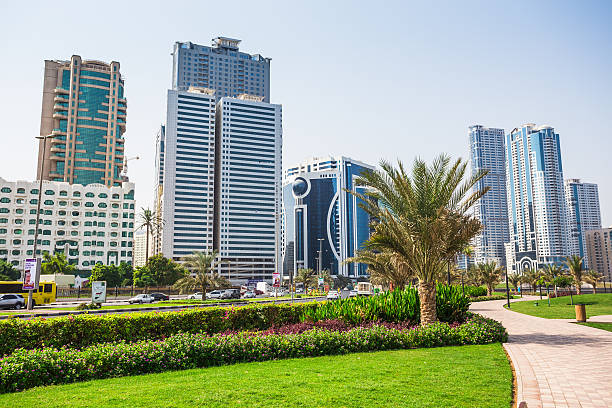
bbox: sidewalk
[471,298,612,408]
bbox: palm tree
[521,268,541,295]
[507,272,522,293]
[350,155,488,325]
[137,208,159,264]
[345,249,412,290]
[295,268,317,290]
[41,252,75,276]
[474,261,503,296]
[541,263,562,297]
[565,255,584,295]
[177,250,220,298]
[583,270,603,294]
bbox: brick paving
[471,298,612,408]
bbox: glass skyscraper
[172,37,270,102]
[282,157,374,278]
[565,179,601,268]
[38,55,126,187]
[469,125,510,267]
[506,124,568,272]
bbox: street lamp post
[505,269,511,309]
[29,135,51,310]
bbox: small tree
[89,264,122,288]
[146,254,185,287]
[178,251,219,298]
[565,255,584,295]
[508,272,522,293]
[583,270,603,294]
[296,268,317,290]
[553,275,575,305]
[521,268,541,295]
[41,252,76,275]
[333,275,352,290]
[118,262,134,287]
[133,266,156,291]
[473,261,502,296]
[0,260,19,280]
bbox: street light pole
[317,238,324,290]
[505,269,511,309]
[29,135,49,310]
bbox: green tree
[118,262,134,287]
[332,275,352,290]
[175,251,221,298]
[583,270,603,294]
[146,254,185,287]
[137,208,158,264]
[346,249,412,289]
[295,268,317,290]
[0,260,20,280]
[521,268,541,295]
[350,155,487,324]
[41,252,76,275]
[507,272,522,293]
[564,255,584,295]
[89,264,122,288]
[540,263,563,297]
[473,261,503,296]
[133,266,156,290]
[553,274,575,304]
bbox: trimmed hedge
[470,295,508,302]
[0,286,470,356]
[0,314,506,394]
[464,286,488,298]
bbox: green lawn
[2,344,511,408]
[506,293,612,319]
[577,322,612,332]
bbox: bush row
[0,286,470,356]
[464,286,488,298]
[470,295,508,302]
[0,314,506,394]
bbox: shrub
[470,295,507,302]
[75,303,100,310]
[464,286,487,298]
[0,314,506,394]
[0,286,469,356]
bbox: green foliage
[118,262,134,286]
[146,254,185,286]
[464,285,487,297]
[332,275,352,290]
[0,260,19,281]
[553,275,573,289]
[133,266,156,288]
[41,252,76,275]
[0,314,507,394]
[89,264,122,288]
[75,302,100,310]
[0,274,12,281]
[296,268,317,289]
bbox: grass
[1,344,512,408]
[577,322,612,332]
[505,293,612,319]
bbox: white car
[270,290,286,297]
[187,292,204,300]
[206,290,225,300]
[242,291,256,299]
[348,290,359,298]
[326,291,340,300]
[128,294,154,304]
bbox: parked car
[128,294,154,304]
[270,290,287,297]
[187,292,204,300]
[348,290,359,298]
[0,294,25,310]
[295,288,304,294]
[150,293,169,302]
[242,291,256,299]
[206,290,225,300]
[221,289,240,299]
[326,291,340,300]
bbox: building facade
[160,88,216,261]
[172,37,270,102]
[282,156,374,279]
[506,124,569,273]
[134,232,153,267]
[584,228,612,284]
[565,179,601,268]
[0,177,134,270]
[214,96,282,282]
[38,55,127,187]
[468,125,509,266]
[152,125,165,256]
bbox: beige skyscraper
[584,228,612,284]
[37,55,127,187]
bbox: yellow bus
[0,281,57,306]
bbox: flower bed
[0,286,470,356]
[0,313,506,394]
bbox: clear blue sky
[1,0,611,224]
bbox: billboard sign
[92,281,107,304]
[272,272,281,288]
[22,258,41,291]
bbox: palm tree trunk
[576,281,582,295]
[592,283,597,294]
[145,225,150,264]
[487,284,493,297]
[418,281,437,325]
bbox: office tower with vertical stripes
[172,37,270,102]
[505,124,569,273]
[468,125,510,266]
[565,179,601,267]
[38,55,126,187]
[160,88,216,260]
[214,96,282,281]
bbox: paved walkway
[471,298,612,408]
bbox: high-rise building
[134,231,153,267]
[214,95,282,281]
[282,156,374,278]
[152,125,165,256]
[0,177,135,270]
[565,179,601,267]
[38,56,127,187]
[160,88,216,261]
[584,228,612,284]
[506,124,569,272]
[468,125,509,266]
[172,37,270,102]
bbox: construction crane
[120,156,140,182]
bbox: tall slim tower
[565,179,601,267]
[172,37,271,101]
[38,55,126,186]
[506,124,568,272]
[468,125,509,266]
